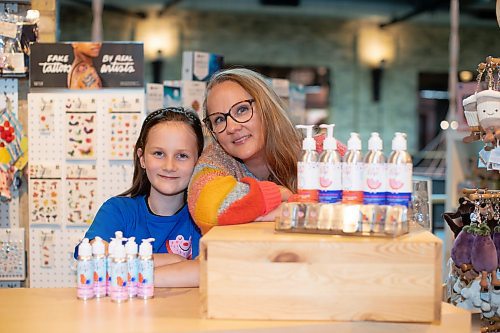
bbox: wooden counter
[0,288,470,333]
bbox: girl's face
[206,81,265,164]
[138,121,198,198]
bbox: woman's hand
[278,185,293,202]
[255,204,283,222]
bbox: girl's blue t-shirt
[76,195,201,259]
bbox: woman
[188,68,302,234]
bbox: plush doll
[476,89,500,144]
[462,94,481,143]
[443,197,475,238]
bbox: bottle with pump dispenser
[110,242,128,303]
[106,231,125,296]
[342,133,364,204]
[137,238,155,299]
[318,124,342,203]
[125,237,138,298]
[92,236,106,298]
[296,125,319,202]
[77,238,95,300]
[363,132,386,205]
[386,132,412,207]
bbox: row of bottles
[296,125,412,207]
[76,231,155,302]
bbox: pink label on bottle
[137,284,154,298]
[77,284,94,299]
[111,286,128,302]
[94,281,106,297]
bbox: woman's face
[73,42,102,58]
[206,81,265,164]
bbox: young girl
[79,107,204,287]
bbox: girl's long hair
[120,107,204,197]
[203,68,301,191]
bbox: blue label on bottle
[386,192,411,207]
[319,190,342,203]
[363,192,387,205]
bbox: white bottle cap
[392,132,407,151]
[92,236,105,255]
[79,238,92,257]
[125,237,138,255]
[114,243,126,259]
[319,124,337,150]
[296,125,316,150]
[108,237,117,257]
[347,132,361,151]
[139,238,155,257]
[368,132,383,151]
[114,231,124,242]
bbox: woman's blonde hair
[204,68,301,191]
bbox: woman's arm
[154,259,199,288]
[188,145,283,234]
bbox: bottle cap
[392,132,407,151]
[114,243,126,259]
[78,238,92,257]
[347,132,361,151]
[319,124,337,150]
[92,236,105,255]
[368,132,383,151]
[125,237,138,255]
[139,238,155,257]
[296,125,316,150]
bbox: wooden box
[200,222,442,323]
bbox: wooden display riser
[0,288,470,333]
[201,222,442,322]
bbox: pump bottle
[125,237,138,298]
[138,238,155,299]
[296,125,319,202]
[342,133,364,204]
[318,124,342,203]
[363,132,386,205]
[92,236,106,298]
[386,132,412,207]
[106,231,125,296]
[110,242,128,303]
[77,238,95,300]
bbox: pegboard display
[0,228,25,281]
[0,188,20,228]
[0,79,22,230]
[28,90,145,287]
[29,227,85,288]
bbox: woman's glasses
[203,99,255,134]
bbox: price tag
[478,148,489,168]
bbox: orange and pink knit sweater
[187,142,282,234]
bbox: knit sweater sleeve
[187,144,281,234]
